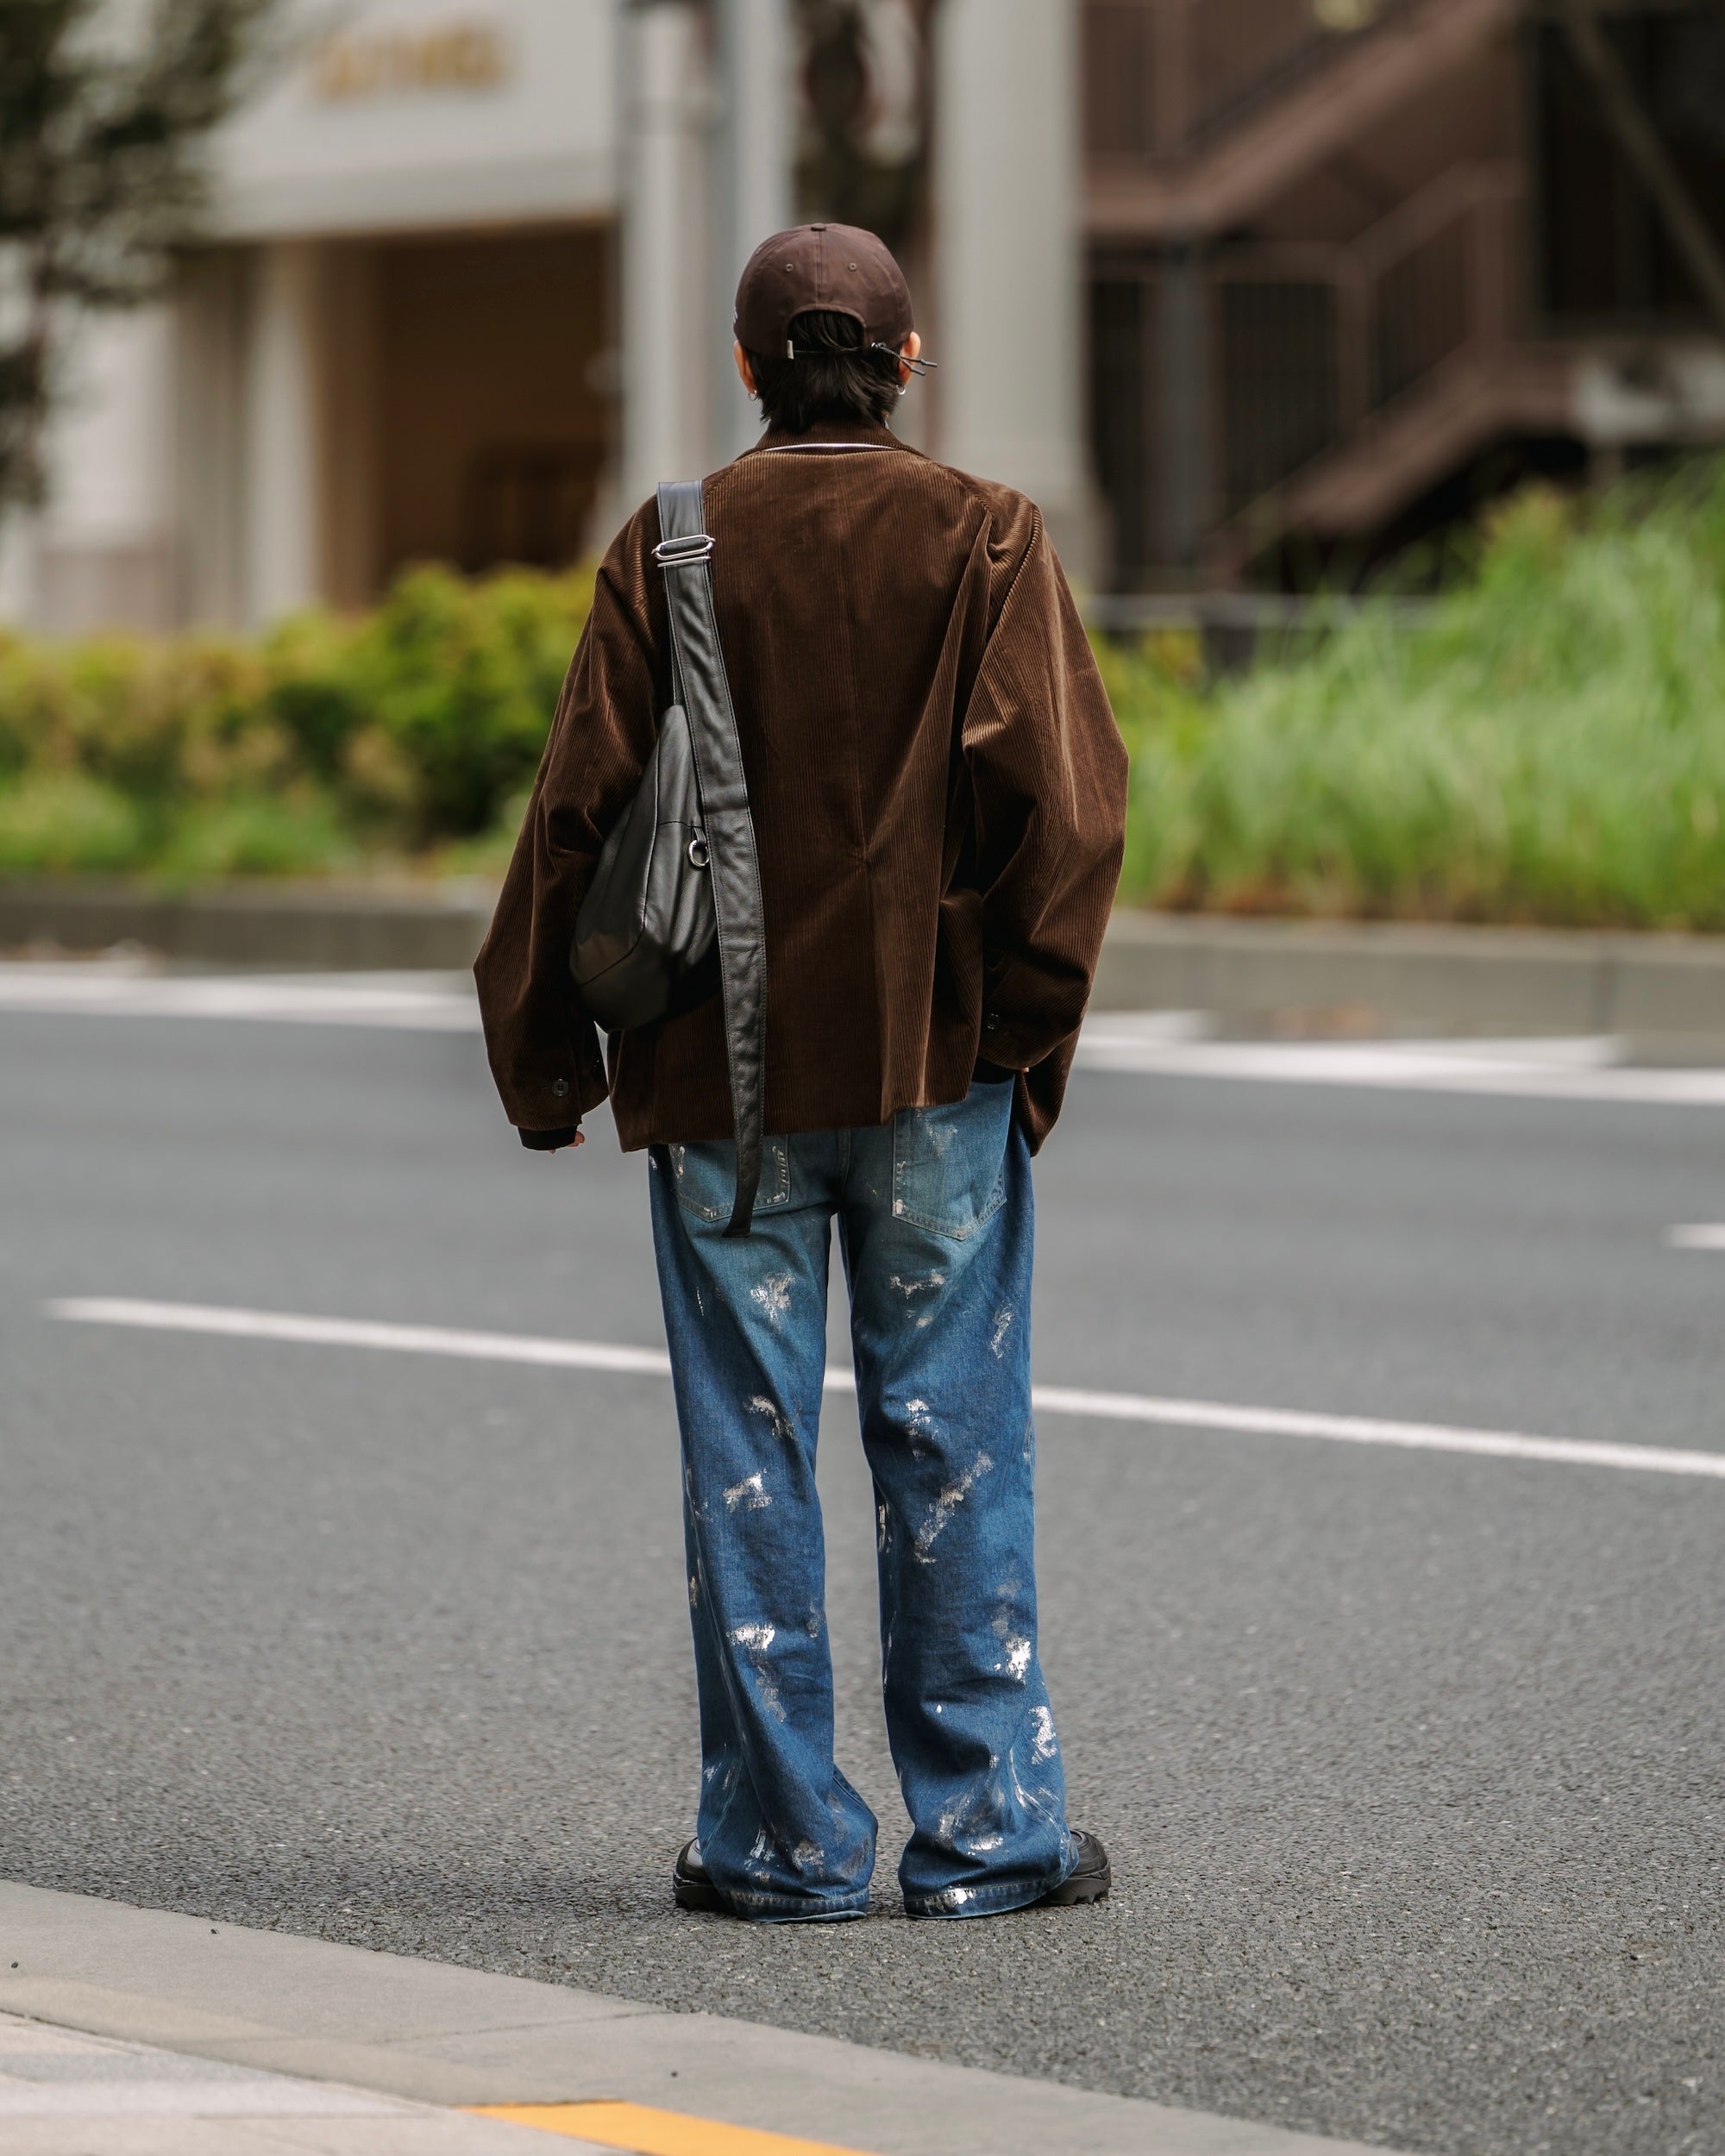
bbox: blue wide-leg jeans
[648,1078,1074,1921]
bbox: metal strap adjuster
[653,533,715,566]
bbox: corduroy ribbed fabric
[474,418,1128,1156]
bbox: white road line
[7,968,1725,1107]
[0,968,480,1030]
[45,1298,1725,1483]
[1029,1384,1724,1478]
[1669,1224,1725,1250]
[48,1299,672,1376]
[1075,1023,1725,1107]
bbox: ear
[899,331,922,386]
[733,341,757,396]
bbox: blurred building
[1088,0,1725,585]
[3,1,624,634]
[2,0,1723,634]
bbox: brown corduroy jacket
[474,417,1128,1156]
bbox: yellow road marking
[470,2102,879,2156]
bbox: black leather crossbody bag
[570,481,768,1238]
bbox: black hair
[743,309,902,432]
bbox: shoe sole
[681,1867,1108,1914]
[674,1874,729,1914]
[1036,1865,1112,1907]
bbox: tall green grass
[1105,464,1725,931]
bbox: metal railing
[1088,162,1523,579]
[1083,0,1422,162]
[1214,163,1520,515]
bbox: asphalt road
[2,1005,1722,2156]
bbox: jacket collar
[747,417,906,455]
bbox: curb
[5,878,1725,1036]
[0,879,497,972]
[1092,909,1725,1036]
[0,1880,1392,2156]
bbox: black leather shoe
[1034,1828,1112,1906]
[673,1839,727,1914]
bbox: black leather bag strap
[656,479,767,1238]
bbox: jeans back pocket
[668,1136,792,1223]
[890,1084,1011,1241]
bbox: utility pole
[619,0,712,515]
[1158,239,1213,573]
[713,0,794,462]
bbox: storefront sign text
[311,23,510,101]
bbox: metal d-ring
[687,832,711,869]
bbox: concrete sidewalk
[0,2007,577,2154]
[0,1883,1396,2156]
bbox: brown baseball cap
[734,222,915,357]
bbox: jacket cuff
[519,1125,580,1152]
[980,956,1086,1074]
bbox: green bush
[0,770,147,874]
[154,793,353,883]
[259,564,591,842]
[0,562,593,879]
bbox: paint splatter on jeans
[649,1079,1073,1921]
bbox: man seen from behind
[476,223,1129,1921]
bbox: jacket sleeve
[474,516,662,1139]
[961,508,1129,1086]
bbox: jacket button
[984,1012,1000,1032]
[551,1077,570,1098]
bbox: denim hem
[714,1886,873,1924]
[902,1833,1076,1921]
[901,1873,1065,1920]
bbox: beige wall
[210,0,617,240]
[373,226,613,590]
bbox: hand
[552,1131,587,1154]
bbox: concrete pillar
[243,241,323,626]
[620,0,712,513]
[175,250,249,626]
[932,0,1096,578]
[712,0,793,462]
[318,244,381,611]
